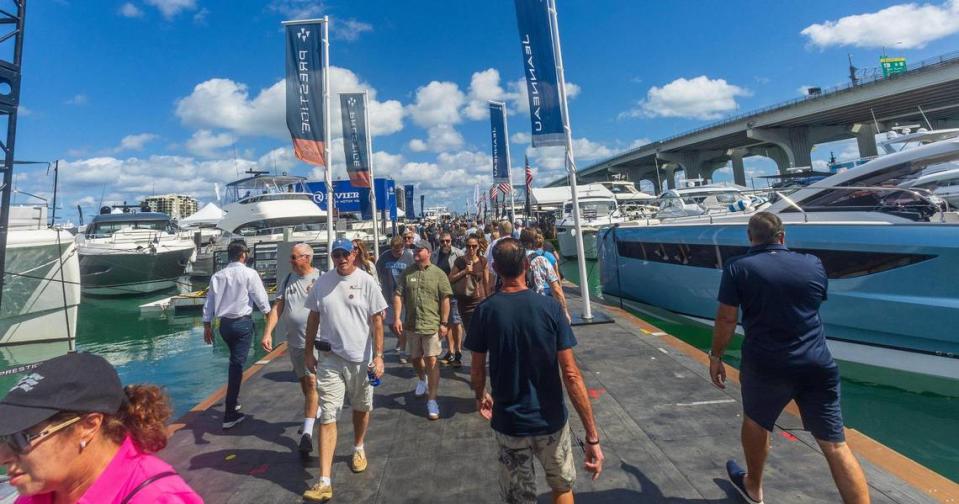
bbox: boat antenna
[233,145,239,178]
[97,185,106,210]
[870,108,882,133]
[917,105,933,130]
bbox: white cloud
[526,137,614,173]
[511,132,531,144]
[185,129,235,158]
[118,2,144,17]
[627,138,652,149]
[408,124,464,153]
[335,19,373,41]
[175,67,404,139]
[257,146,298,172]
[267,0,324,19]
[114,133,158,153]
[144,0,196,19]
[801,0,959,49]
[463,69,507,120]
[625,76,750,120]
[406,81,465,128]
[66,94,88,106]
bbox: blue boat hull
[599,223,959,379]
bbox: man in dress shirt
[202,240,271,429]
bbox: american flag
[524,155,533,188]
[489,185,497,201]
[497,182,512,196]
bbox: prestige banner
[339,92,372,187]
[404,184,415,219]
[285,21,328,166]
[490,102,510,182]
[513,0,565,147]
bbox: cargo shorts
[315,351,374,424]
[494,422,576,503]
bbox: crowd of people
[0,212,870,504]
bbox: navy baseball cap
[0,352,125,435]
[331,238,354,254]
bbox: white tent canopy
[179,202,224,227]
[530,184,614,208]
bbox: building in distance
[142,194,199,220]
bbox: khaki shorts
[315,352,374,424]
[406,331,441,358]
[494,422,576,502]
[288,346,319,380]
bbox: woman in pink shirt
[0,352,203,503]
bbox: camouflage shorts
[493,422,576,503]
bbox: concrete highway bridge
[548,51,959,193]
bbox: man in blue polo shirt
[710,212,868,504]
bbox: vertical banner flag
[339,93,372,187]
[524,154,533,217]
[420,195,425,217]
[404,184,415,219]
[490,102,511,189]
[285,22,327,166]
[514,0,565,147]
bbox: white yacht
[556,193,626,260]
[77,209,196,295]
[0,206,81,345]
[654,183,750,219]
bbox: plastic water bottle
[367,366,381,387]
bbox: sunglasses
[1,415,81,455]
[467,244,479,249]
[331,251,351,259]
[290,254,308,260]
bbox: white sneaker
[427,400,439,420]
[414,379,427,396]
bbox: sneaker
[393,345,402,353]
[222,413,246,430]
[453,352,463,368]
[398,353,408,365]
[414,380,427,396]
[234,403,242,413]
[303,482,333,502]
[351,450,368,473]
[298,433,313,455]
[726,460,764,504]
[427,399,439,420]
[439,351,453,366]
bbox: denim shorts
[740,362,845,443]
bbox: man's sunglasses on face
[331,251,351,259]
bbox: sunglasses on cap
[331,250,351,259]
[1,415,81,455]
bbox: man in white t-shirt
[261,243,321,454]
[302,238,388,503]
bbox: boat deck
[162,291,956,503]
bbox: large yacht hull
[79,245,194,296]
[0,229,81,346]
[557,227,598,260]
[598,223,959,381]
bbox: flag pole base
[570,310,613,327]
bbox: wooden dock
[162,291,957,503]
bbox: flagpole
[321,16,335,270]
[547,0,592,320]
[362,91,381,257]
[499,101,517,224]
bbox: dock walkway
[163,292,952,503]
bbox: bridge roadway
[548,51,959,193]
[161,289,955,503]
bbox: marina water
[0,270,956,483]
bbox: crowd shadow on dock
[536,462,740,503]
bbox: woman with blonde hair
[0,352,202,503]
[351,239,377,280]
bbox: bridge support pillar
[747,126,849,169]
[727,148,747,186]
[854,123,879,158]
[656,150,724,184]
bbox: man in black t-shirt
[465,238,603,504]
[710,212,868,504]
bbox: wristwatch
[374,352,384,359]
[708,349,723,361]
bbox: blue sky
[14,0,959,220]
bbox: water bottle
[367,366,381,387]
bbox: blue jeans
[219,316,254,418]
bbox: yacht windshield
[564,200,615,218]
[225,176,309,205]
[86,220,171,238]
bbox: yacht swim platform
[160,290,957,503]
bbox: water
[560,258,959,483]
[0,281,269,418]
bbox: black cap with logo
[0,352,125,435]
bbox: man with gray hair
[711,212,868,504]
[262,242,321,454]
[486,220,514,289]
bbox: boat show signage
[405,185,415,219]
[514,0,565,147]
[490,102,511,184]
[306,178,395,220]
[285,21,327,167]
[339,93,372,187]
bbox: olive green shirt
[395,262,453,334]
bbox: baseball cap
[0,352,125,435]
[413,240,432,253]
[331,238,354,254]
